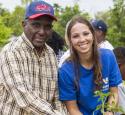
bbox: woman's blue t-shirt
[58,49,122,115]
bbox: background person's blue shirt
[58,49,122,115]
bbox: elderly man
[0,1,66,115]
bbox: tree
[0,1,90,48]
[0,5,12,46]
[3,6,25,36]
[0,3,10,16]
[95,0,125,47]
[53,4,90,39]
[0,17,12,47]
[21,0,32,6]
[107,0,125,46]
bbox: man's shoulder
[103,40,113,46]
[99,40,114,50]
[46,44,55,54]
[1,36,23,54]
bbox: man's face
[23,16,53,49]
[95,29,104,43]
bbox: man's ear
[22,20,27,27]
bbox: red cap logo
[35,4,51,12]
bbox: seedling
[94,90,125,114]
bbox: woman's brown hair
[65,15,103,90]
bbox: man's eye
[45,25,53,30]
[32,22,41,27]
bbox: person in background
[113,47,125,81]
[91,19,114,50]
[58,21,71,67]
[0,1,66,115]
[113,47,125,114]
[46,30,65,64]
[58,15,122,115]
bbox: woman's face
[70,22,93,55]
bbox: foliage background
[0,0,125,48]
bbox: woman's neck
[79,52,93,69]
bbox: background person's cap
[91,19,107,32]
[25,1,57,21]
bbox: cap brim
[29,13,57,21]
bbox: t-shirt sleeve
[109,51,122,87]
[58,68,77,101]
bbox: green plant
[123,80,125,85]
[94,90,125,114]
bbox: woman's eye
[83,32,90,36]
[72,35,79,38]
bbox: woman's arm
[64,100,82,115]
[108,87,118,106]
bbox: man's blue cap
[91,19,107,32]
[25,1,57,21]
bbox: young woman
[58,15,122,115]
